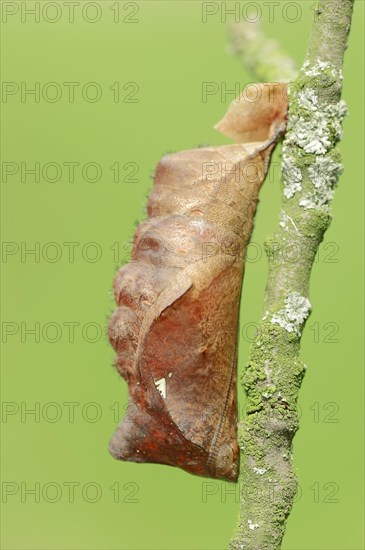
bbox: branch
[230,1,354,548]
[228,21,297,82]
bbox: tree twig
[229,1,355,548]
[228,21,297,82]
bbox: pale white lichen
[298,88,318,111]
[303,59,343,81]
[288,113,330,154]
[308,154,343,187]
[279,211,299,232]
[303,59,331,77]
[271,292,311,336]
[286,64,348,156]
[248,520,260,531]
[298,196,317,210]
[328,100,348,140]
[282,144,303,198]
[299,154,343,210]
[253,467,267,475]
[286,98,347,155]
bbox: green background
[1,1,364,549]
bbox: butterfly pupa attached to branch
[108,82,288,481]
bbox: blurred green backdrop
[1,1,364,549]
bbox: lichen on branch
[228,20,297,83]
[229,1,354,549]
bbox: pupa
[108,83,288,481]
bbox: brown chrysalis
[108,83,288,481]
